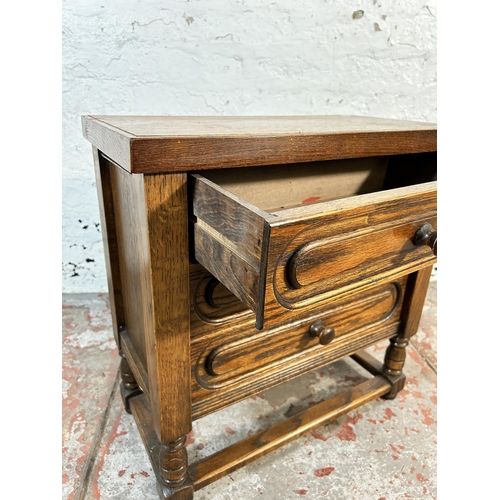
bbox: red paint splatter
[140,471,150,477]
[404,494,412,499]
[416,473,429,483]
[336,413,362,441]
[186,430,196,445]
[378,497,387,500]
[406,375,419,386]
[396,389,410,402]
[407,348,430,373]
[420,407,435,425]
[411,456,417,461]
[225,427,236,435]
[392,455,399,461]
[389,444,401,454]
[293,489,308,495]
[384,408,397,420]
[368,418,377,424]
[62,473,69,484]
[118,470,126,477]
[91,408,127,500]
[311,430,329,441]
[197,443,204,450]
[302,196,321,204]
[307,451,312,456]
[410,428,421,434]
[314,467,335,477]
[336,424,356,441]
[430,394,437,405]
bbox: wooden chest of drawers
[83,115,437,499]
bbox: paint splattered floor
[62,281,437,500]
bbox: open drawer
[190,155,437,329]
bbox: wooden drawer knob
[309,320,335,345]
[413,223,437,256]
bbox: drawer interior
[198,152,436,213]
[190,152,437,330]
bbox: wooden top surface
[82,115,437,174]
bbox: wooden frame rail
[129,349,392,499]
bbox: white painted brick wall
[62,0,437,293]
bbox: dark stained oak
[192,170,437,329]
[82,115,436,174]
[92,148,126,347]
[382,265,434,400]
[84,115,437,499]
[130,395,194,500]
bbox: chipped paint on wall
[62,0,437,293]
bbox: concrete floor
[62,281,437,500]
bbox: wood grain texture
[92,148,125,346]
[190,174,270,264]
[85,116,438,498]
[264,182,437,327]
[205,281,402,378]
[350,350,385,377]
[193,226,261,313]
[191,173,271,327]
[109,164,151,371]
[189,277,406,420]
[142,173,192,443]
[286,217,437,289]
[84,117,133,171]
[120,329,150,401]
[82,115,437,173]
[192,168,437,329]
[191,375,391,491]
[108,162,192,444]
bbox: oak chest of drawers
[83,115,437,499]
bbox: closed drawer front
[191,276,407,419]
[191,156,437,330]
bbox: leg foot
[381,372,407,400]
[156,478,194,500]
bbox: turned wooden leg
[155,437,193,499]
[120,353,142,413]
[382,265,434,400]
[381,336,408,400]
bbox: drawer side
[191,174,271,328]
